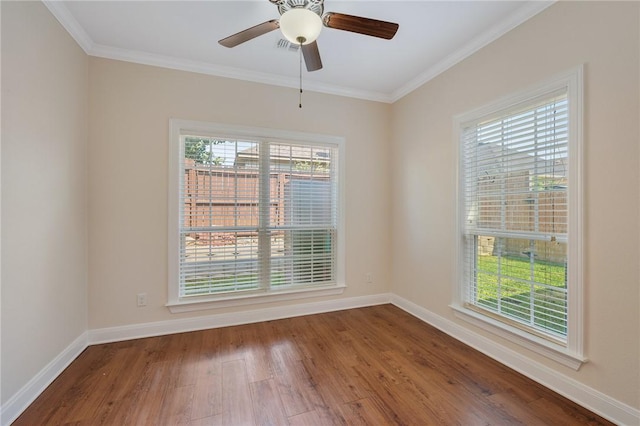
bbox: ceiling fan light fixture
[279,8,322,45]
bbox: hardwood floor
[14,305,612,425]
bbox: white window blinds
[179,136,339,298]
[461,90,570,340]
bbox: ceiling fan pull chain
[299,40,303,108]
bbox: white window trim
[451,66,585,370]
[167,119,346,313]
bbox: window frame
[452,67,585,369]
[167,119,346,313]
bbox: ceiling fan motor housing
[220,0,398,72]
[269,0,324,17]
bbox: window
[454,68,584,369]
[168,121,345,312]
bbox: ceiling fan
[218,0,399,72]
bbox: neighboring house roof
[235,144,331,168]
[474,142,567,178]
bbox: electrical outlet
[365,273,373,284]
[137,293,147,307]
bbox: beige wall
[88,58,392,328]
[390,1,639,409]
[2,0,638,417]
[1,1,89,404]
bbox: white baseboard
[1,293,391,425]
[88,293,393,344]
[390,294,640,426]
[4,293,638,426]
[1,332,88,426]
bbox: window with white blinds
[461,91,569,340]
[456,69,583,363]
[169,121,343,307]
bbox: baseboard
[4,293,637,426]
[1,332,88,426]
[88,292,393,344]
[390,294,640,426]
[2,293,391,425]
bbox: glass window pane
[180,231,260,296]
[473,236,567,337]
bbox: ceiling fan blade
[302,41,323,72]
[323,12,399,40]
[218,20,280,48]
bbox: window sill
[450,304,587,370]
[167,283,346,313]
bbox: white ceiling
[45,1,553,103]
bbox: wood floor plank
[364,305,534,403]
[10,346,98,425]
[217,325,248,364]
[157,384,195,425]
[249,378,289,426]
[221,359,254,425]
[43,345,134,425]
[298,323,368,406]
[175,332,205,389]
[381,349,504,424]
[14,305,614,426]
[126,360,172,425]
[190,357,223,420]
[239,324,273,383]
[287,409,326,426]
[97,340,170,424]
[351,361,435,424]
[188,414,224,426]
[300,355,365,407]
[338,397,400,425]
[272,355,325,417]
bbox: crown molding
[390,1,555,103]
[89,43,393,103]
[44,0,553,104]
[42,0,94,53]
